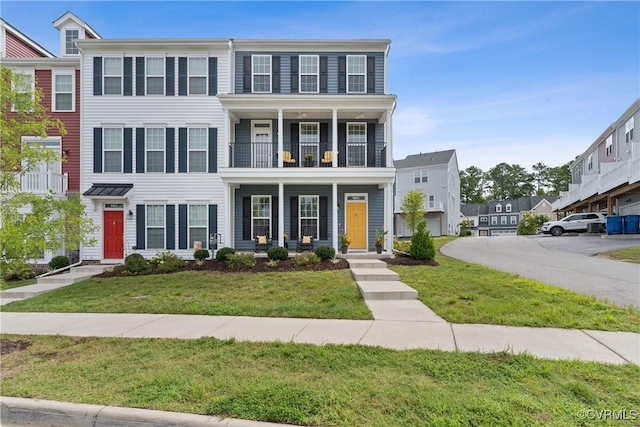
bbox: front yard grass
[2,334,639,427]
[599,246,640,264]
[1,270,372,320]
[0,278,36,291]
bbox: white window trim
[346,122,367,167]
[64,28,80,55]
[605,134,613,156]
[103,56,123,96]
[251,195,271,238]
[103,127,124,173]
[491,217,498,225]
[11,68,35,112]
[625,116,635,143]
[506,203,512,213]
[52,69,75,112]
[299,55,319,94]
[188,56,208,96]
[188,204,208,250]
[346,55,366,94]
[251,54,272,94]
[146,204,166,250]
[496,204,502,213]
[299,122,320,162]
[299,195,319,239]
[587,153,593,171]
[145,56,165,96]
[145,128,166,173]
[188,128,208,173]
[501,216,507,225]
[427,195,435,209]
[510,216,517,225]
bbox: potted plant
[283,233,289,249]
[339,233,350,254]
[304,153,313,167]
[374,228,388,254]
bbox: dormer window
[506,203,512,213]
[65,29,79,55]
[496,204,502,213]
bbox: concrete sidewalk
[1,311,637,365]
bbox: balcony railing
[5,172,69,195]
[228,141,387,168]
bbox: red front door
[104,211,124,259]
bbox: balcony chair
[296,227,315,252]
[282,151,297,167]
[321,151,337,167]
[254,227,273,252]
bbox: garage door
[620,202,640,215]
[491,229,517,236]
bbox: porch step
[347,259,387,269]
[338,253,389,260]
[70,264,117,274]
[37,272,96,285]
[350,268,399,282]
[357,281,418,300]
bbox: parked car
[540,213,607,236]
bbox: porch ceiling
[218,167,395,185]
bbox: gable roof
[461,203,488,216]
[53,11,101,39]
[394,149,456,169]
[0,18,55,58]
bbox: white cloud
[393,106,439,138]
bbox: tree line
[460,162,572,203]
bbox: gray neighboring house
[461,196,558,236]
[394,150,460,237]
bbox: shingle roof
[394,150,455,169]
[462,195,559,216]
[461,203,488,216]
[83,183,133,197]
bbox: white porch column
[277,108,284,168]
[332,182,338,250]
[386,109,393,167]
[385,182,393,253]
[223,109,230,168]
[332,108,338,167]
[224,183,232,249]
[278,182,285,247]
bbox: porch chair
[321,150,337,167]
[282,150,297,167]
[296,226,315,252]
[254,226,273,252]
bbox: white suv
[540,213,607,236]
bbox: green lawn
[1,270,372,320]
[600,246,640,264]
[0,278,36,291]
[2,334,639,427]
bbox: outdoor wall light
[127,210,134,220]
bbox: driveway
[440,236,640,308]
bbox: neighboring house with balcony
[77,36,396,262]
[554,98,640,216]
[0,13,100,263]
[393,149,460,237]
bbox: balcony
[2,172,69,196]
[228,141,387,168]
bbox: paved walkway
[440,236,640,308]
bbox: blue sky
[2,1,638,172]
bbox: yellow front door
[346,202,366,249]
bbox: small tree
[459,218,474,236]
[401,189,426,235]
[517,213,550,235]
[409,219,435,260]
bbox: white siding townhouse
[77,37,397,262]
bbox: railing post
[47,170,53,193]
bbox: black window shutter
[367,56,376,94]
[338,56,346,93]
[123,128,132,173]
[320,123,329,151]
[93,128,102,173]
[319,56,328,93]
[165,57,175,96]
[166,205,175,250]
[93,57,102,96]
[242,197,251,240]
[243,56,251,93]
[290,55,299,93]
[290,122,299,162]
[271,197,278,240]
[123,57,133,96]
[178,204,187,250]
[166,128,175,173]
[208,57,217,96]
[338,122,346,167]
[136,128,145,173]
[178,57,187,96]
[209,205,218,247]
[290,196,299,239]
[208,128,217,173]
[136,204,146,249]
[319,196,328,240]
[367,123,376,167]
[272,56,280,93]
[135,57,145,96]
[178,128,187,173]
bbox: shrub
[267,259,279,268]
[267,246,288,261]
[1,261,35,281]
[225,253,256,270]
[124,253,151,275]
[409,220,436,260]
[194,249,210,265]
[48,255,70,270]
[314,245,335,260]
[517,213,550,235]
[216,247,235,261]
[150,251,186,274]
[393,239,411,253]
[293,252,321,267]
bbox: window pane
[147,77,164,95]
[189,77,206,94]
[147,151,164,172]
[300,75,317,92]
[189,228,207,249]
[253,75,270,92]
[347,124,366,143]
[189,58,207,75]
[348,145,365,167]
[104,58,121,75]
[300,123,318,143]
[55,75,73,92]
[252,196,270,218]
[146,128,164,149]
[253,56,271,74]
[55,93,72,111]
[104,77,121,94]
[66,30,79,54]
[104,129,122,149]
[189,154,206,172]
[347,56,365,73]
[348,75,365,93]
[104,152,122,172]
[189,128,207,149]
[189,205,207,227]
[300,56,318,73]
[414,171,420,183]
[146,58,164,75]
[147,205,164,227]
[147,229,164,249]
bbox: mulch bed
[1,338,32,355]
[95,254,438,278]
